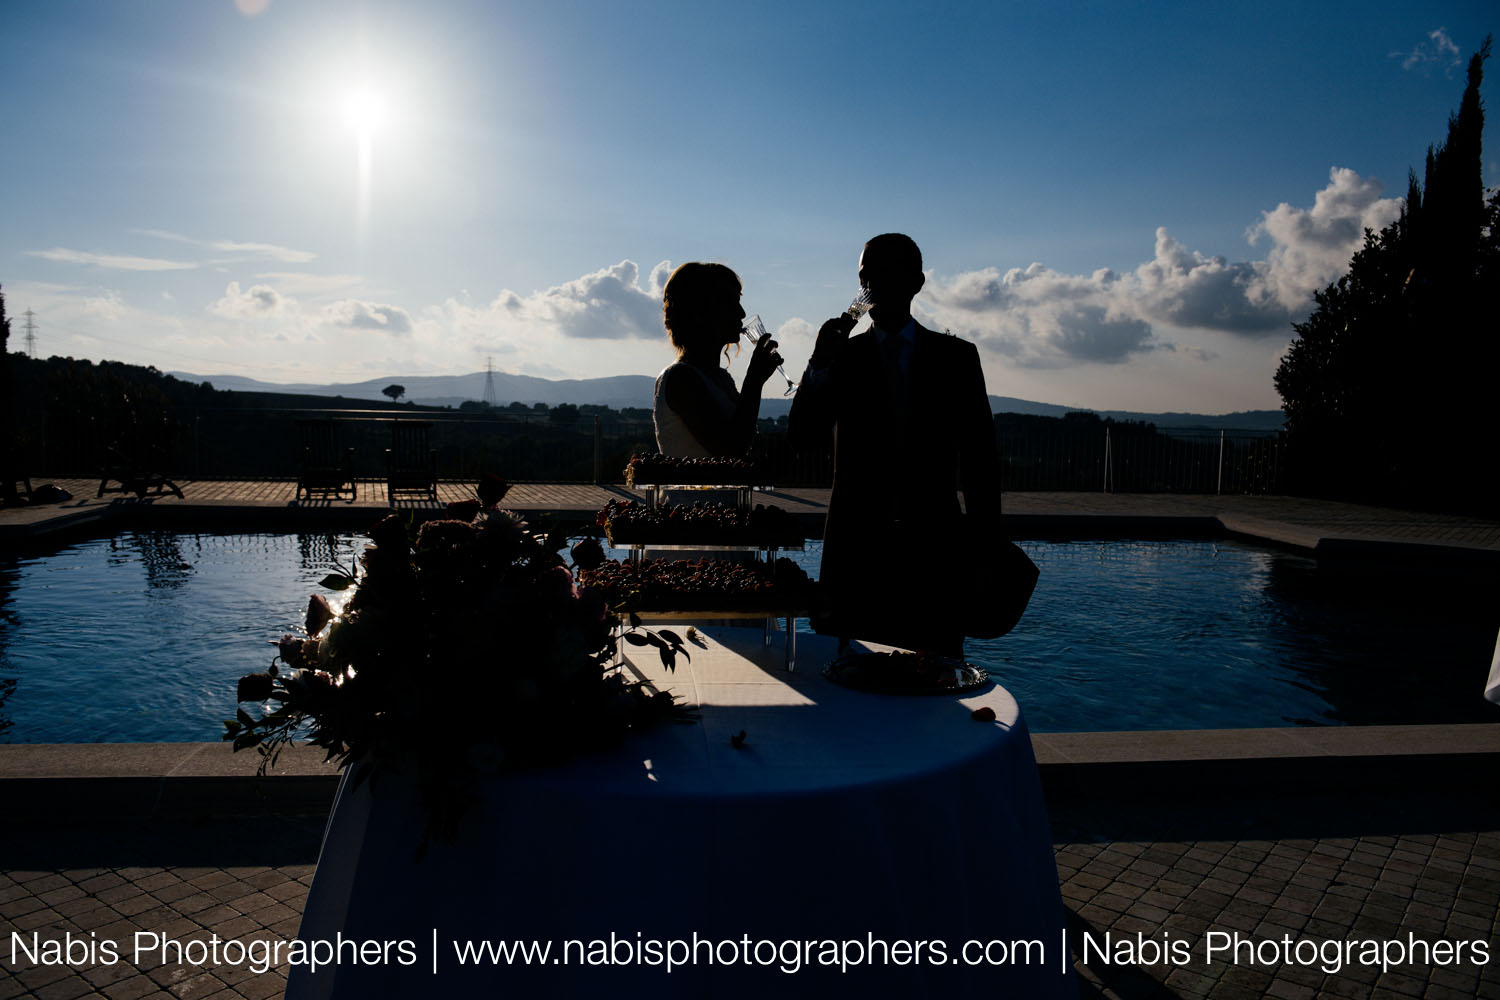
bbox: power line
[482,355,498,406]
[21,309,37,357]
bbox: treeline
[458,399,654,424]
[7,354,665,481]
[12,354,214,478]
[7,352,1282,492]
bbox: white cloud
[27,247,195,271]
[139,229,318,263]
[1394,28,1462,73]
[648,260,674,298]
[921,167,1400,368]
[923,263,1157,368]
[210,281,289,318]
[435,259,670,351]
[1245,167,1403,311]
[321,299,413,333]
[1133,229,1289,334]
[254,272,366,296]
[27,231,319,276]
[526,259,668,340]
[773,317,816,348]
[80,290,130,322]
[210,240,318,263]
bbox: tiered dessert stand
[600,467,807,670]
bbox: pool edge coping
[7,493,1500,566]
[3,724,1497,817]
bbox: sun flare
[342,87,387,142]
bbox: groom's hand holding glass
[808,287,874,369]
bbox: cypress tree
[1276,37,1493,512]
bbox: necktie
[880,333,910,426]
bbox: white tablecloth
[289,628,1074,998]
[1487,624,1500,703]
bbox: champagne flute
[846,286,874,321]
[742,315,797,396]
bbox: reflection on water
[130,530,195,590]
[1258,554,1497,727]
[298,533,348,573]
[1,533,1496,741]
[0,676,13,738]
[0,532,364,743]
[778,539,1500,733]
[0,556,19,737]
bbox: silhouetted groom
[789,233,1004,656]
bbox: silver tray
[821,652,990,695]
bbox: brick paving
[1048,790,1500,1000]
[3,789,1496,999]
[1,814,325,1000]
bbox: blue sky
[2,1,1494,412]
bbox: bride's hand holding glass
[741,315,791,395]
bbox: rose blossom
[278,634,305,666]
[537,565,578,605]
[237,672,274,702]
[306,594,335,636]
[570,537,606,571]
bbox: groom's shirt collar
[871,318,916,347]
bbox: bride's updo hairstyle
[662,262,742,354]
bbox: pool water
[0,532,363,744]
[1,532,1496,741]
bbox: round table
[289,627,1075,998]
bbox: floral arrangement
[226,488,690,846]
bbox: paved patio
[5,479,1500,559]
[2,776,1496,999]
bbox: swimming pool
[1,531,1495,741]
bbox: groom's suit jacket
[789,322,1002,651]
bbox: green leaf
[629,612,642,627]
[320,573,356,591]
[236,707,254,726]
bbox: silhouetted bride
[653,262,781,457]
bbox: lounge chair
[98,446,184,500]
[295,419,357,502]
[386,421,438,503]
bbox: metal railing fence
[18,404,1284,494]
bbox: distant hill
[759,396,1283,431]
[173,370,1284,432]
[985,396,1285,432]
[176,371,658,411]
